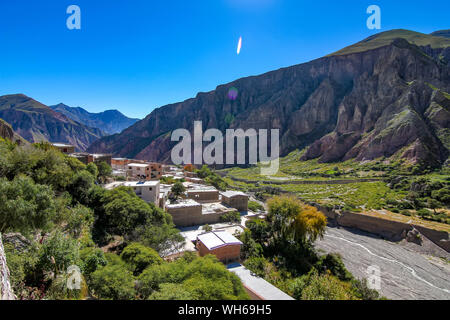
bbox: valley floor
[316,226,450,300]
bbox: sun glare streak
[237,36,242,55]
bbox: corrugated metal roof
[228,264,295,300]
[197,231,242,250]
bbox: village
[51,143,294,300]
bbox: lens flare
[227,87,239,100]
[237,36,242,55]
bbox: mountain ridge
[50,103,139,135]
[82,29,449,166]
[0,94,105,151]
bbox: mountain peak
[430,29,450,38]
[329,29,450,56]
[50,104,139,135]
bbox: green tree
[170,181,186,200]
[239,229,263,260]
[90,264,136,300]
[120,243,163,275]
[426,198,441,214]
[245,219,271,244]
[267,196,327,244]
[79,247,107,276]
[0,175,56,233]
[37,231,79,278]
[95,161,112,184]
[300,271,356,300]
[68,170,95,205]
[148,283,194,300]
[86,162,99,179]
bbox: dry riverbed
[315,226,450,300]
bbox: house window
[149,187,152,191]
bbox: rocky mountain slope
[0,118,27,145]
[88,29,450,167]
[51,103,139,135]
[0,94,105,151]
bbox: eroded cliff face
[0,119,15,140]
[0,118,26,145]
[88,34,450,166]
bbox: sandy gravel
[315,227,450,300]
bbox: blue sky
[0,0,448,119]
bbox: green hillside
[329,29,450,56]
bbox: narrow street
[315,227,450,300]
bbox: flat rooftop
[128,163,149,168]
[228,264,295,300]
[124,181,159,187]
[166,199,201,209]
[221,191,248,198]
[184,182,217,191]
[201,202,234,215]
[51,143,74,148]
[197,231,242,250]
[92,153,112,158]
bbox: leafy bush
[138,255,249,300]
[90,264,136,300]
[0,175,56,234]
[248,201,264,212]
[219,211,241,224]
[120,243,163,275]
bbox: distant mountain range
[87,29,450,167]
[0,94,105,151]
[50,103,139,135]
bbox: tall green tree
[0,175,56,233]
[267,196,327,244]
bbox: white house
[123,181,160,205]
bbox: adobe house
[166,199,237,227]
[186,188,220,203]
[221,191,249,212]
[92,153,112,166]
[70,152,94,165]
[196,231,242,264]
[51,143,75,154]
